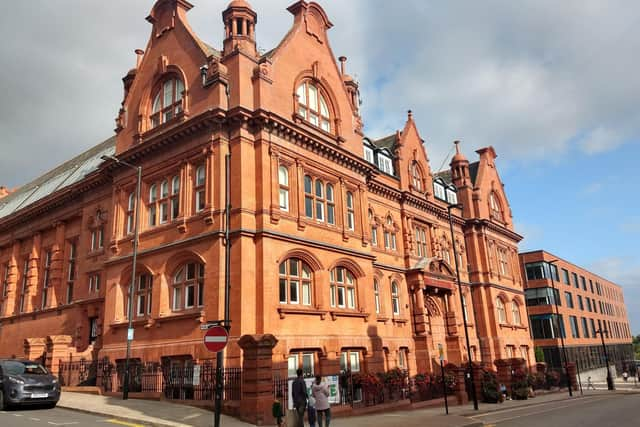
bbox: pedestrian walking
[291,369,307,427]
[312,375,331,427]
[586,376,596,390]
[622,371,628,382]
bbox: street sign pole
[439,344,448,415]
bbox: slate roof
[370,134,397,152]
[0,137,116,220]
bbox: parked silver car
[0,359,60,409]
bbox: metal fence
[273,369,415,410]
[58,359,241,402]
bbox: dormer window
[363,145,374,163]
[445,186,458,204]
[150,77,184,129]
[434,180,446,201]
[378,153,394,175]
[297,81,331,132]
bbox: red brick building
[520,250,634,373]
[0,0,533,391]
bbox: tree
[534,347,545,363]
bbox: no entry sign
[203,325,229,353]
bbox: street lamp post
[547,259,572,397]
[447,203,478,410]
[596,327,615,390]
[101,154,141,401]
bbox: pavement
[55,386,640,427]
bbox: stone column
[46,335,73,378]
[455,367,469,405]
[238,334,278,426]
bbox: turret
[222,0,258,57]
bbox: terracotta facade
[519,250,634,372]
[0,0,534,379]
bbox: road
[0,406,148,427]
[469,393,639,427]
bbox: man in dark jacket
[291,368,307,427]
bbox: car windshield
[1,361,48,375]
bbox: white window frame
[278,166,289,211]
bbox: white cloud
[1,0,639,187]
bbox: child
[272,391,285,427]
[307,394,317,427]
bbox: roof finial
[454,140,460,154]
[408,109,413,120]
[339,56,347,75]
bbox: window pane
[304,175,312,193]
[305,197,313,218]
[327,205,335,225]
[326,184,334,201]
[289,259,299,277]
[321,120,330,132]
[302,281,311,306]
[315,201,324,221]
[288,355,298,378]
[164,80,173,106]
[297,84,306,106]
[173,287,181,310]
[309,113,319,126]
[279,279,287,303]
[302,265,311,279]
[347,288,355,308]
[175,79,184,101]
[308,85,317,110]
[198,282,204,307]
[290,280,299,303]
[278,166,288,185]
[152,93,162,114]
[338,287,345,307]
[186,285,195,307]
[350,352,360,372]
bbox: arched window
[374,278,380,314]
[125,273,153,319]
[279,258,312,305]
[171,175,180,219]
[278,166,289,211]
[326,184,335,224]
[391,281,400,315]
[150,77,184,129]
[296,81,331,132]
[346,191,355,231]
[195,165,206,212]
[172,263,204,311]
[384,216,397,251]
[126,192,135,234]
[511,300,521,325]
[489,192,503,221]
[148,184,158,226]
[411,162,423,191]
[496,298,506,324]
[330,266,356,309]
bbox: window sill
[277,306,327,320]
[499,323,527,331]
[376,315,390,323]
[87,248,105,257]
[110,318,150,330]
[329,309,369,322]
[156,309,204,325]
[392,317,408,324]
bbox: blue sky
[0,1,638,333]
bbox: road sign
[203,325,229,353]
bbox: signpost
[203,322,230,427]
[438,344,448,415]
